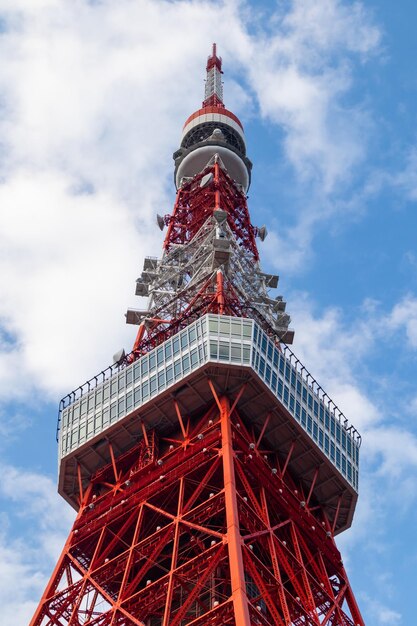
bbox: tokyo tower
[31,45,364,626]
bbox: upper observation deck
[57,314,360,533]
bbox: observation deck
[57,314,360,534]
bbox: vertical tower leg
[219,395,251,626]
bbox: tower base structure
[32,379,363,626]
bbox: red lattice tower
[31,45,364,626]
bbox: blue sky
[0,1,416,624]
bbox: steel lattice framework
[31,44,364,626]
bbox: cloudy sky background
[1,0,417,624]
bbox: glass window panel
[219,343,229,360]
[265,364,272,383]
[220,320,229,335]
[150,375,157,393]
[209,318,218,332]
[210,342,218,358]
[110,403,117,421]
[142,381,149,399]
[158,371,165,388]
[285,364,291,382]
[189,327,196,343]
[88,395,95,412]
[166,365,173,383]
[181,333,188,349]
[347,461,352,479]
[174,360,181,377]
[301,408,307,427]
[157,347,164,365]
[182,354,190,372]
[173,337,180,354]
[231,344,241,361]
[165,343,172,360]
[126,391,133,410]
[259,357,265,376]
[126,368,132,386]
[336,423,341,443]
[190,349,198,366]
[110,380,118,398]
[243,346,250,362]
[149,354,156,371]
[243,323,251,337]
[231,321,241,336]
[95,389,102,406]
[141,359,148,376]
[103,407,109,427]
[94,412,102,430]
[118,398,125,414]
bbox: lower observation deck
[58,314,361,533]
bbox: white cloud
[0,169,159,398]
[0,0,383,403]
[247,0,380,193]
[0,2,393,622]
[290,293,417,563]
[0,464,74,625]
[386,295,417,348]
[363,596,402,626]
[391,147,417,201]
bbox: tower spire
[203,42,224,108]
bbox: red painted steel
[127,161,261,360]
[163,162,258,257]
[31,388,364,625]
[31,45,364,626]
